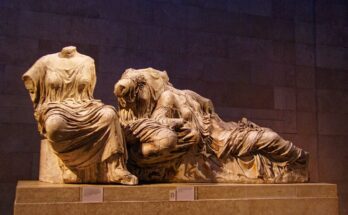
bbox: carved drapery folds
[23,47,309,185]
[23,47,137,185]
[114,68,309,183]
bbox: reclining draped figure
[22,46,138,185]
[114,68,309,183]
[23,46,309,184]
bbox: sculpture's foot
[62,167,81,183]
[106,153,139,185]
[108,168,138,185]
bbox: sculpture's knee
[45,115,66,142]
[254,130,282,152]
[262,130,280,142]
[100,106,116,123]
[157,132,177,150]
[141,130,177,157]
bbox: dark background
[0,0,347,214]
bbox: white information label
[176,187,195,201]
[81,187,103,203]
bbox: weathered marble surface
[22,46,137,185]
[23,47,309,185]
[115,68,309,183]
[14,181,338,215]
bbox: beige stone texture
[14,181,338,215]
[114,68,309,183]
[22,46,138,185]
[0,1,347,214]
[39,140,63,184]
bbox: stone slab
[14,181,339,215]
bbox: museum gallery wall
[0,0,347,214]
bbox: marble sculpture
[22,46,137,185]
[23,47,309,185]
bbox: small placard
[81,187,103,203]
[169,189,177,201]
[176,187,195,201]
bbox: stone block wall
[0,0,347,214]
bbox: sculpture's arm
[151,90,184,129]
[183,90,215,114]
[22,58,45,107]
[23,76,36,101]
[87,58,96,97]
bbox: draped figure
[114,68,309,183]
[23,46,137,185]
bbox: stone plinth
[14,181,338,215]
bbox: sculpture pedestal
[14,181,338,215]
[39,140,64,183]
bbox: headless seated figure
[23,46,137,185]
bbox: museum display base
[14,181,338,215]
